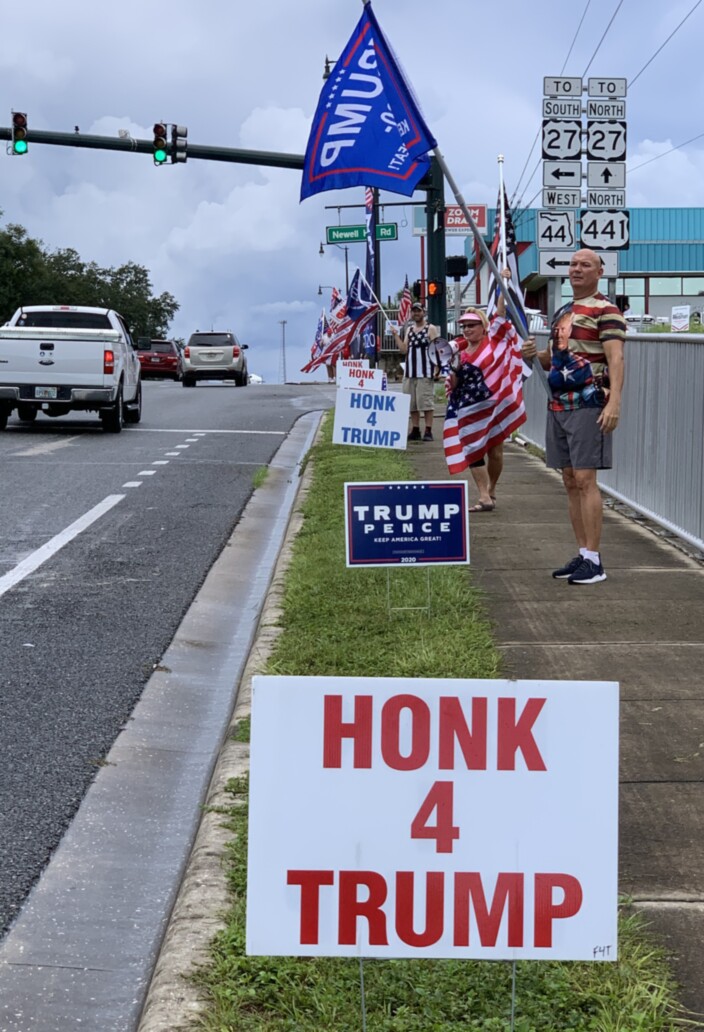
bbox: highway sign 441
[580,209,630,250]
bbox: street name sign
[543,161,582,187]
[327,225,365,244]
[543,188,582,209]
[377,223,398,241]
[542,119,583,160]
[246,675,619,959]
[537,211,576,249]
[580,209,630,250]
[588,77,627,98]
[344,481,469,567]
[586,120,627,162]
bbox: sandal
[468,501,495,513]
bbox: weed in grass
[252,466,270,490]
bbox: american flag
[301,270,379,373]
[443,316,526,472]
[329,286,342,312]
[397,275,412,326]
[310,308,329,364]
[486,186,528,333]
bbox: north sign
[586,190,626,208]
[586,120,627,162]
[542,119,582,160]
[580,209,630,251]
[586,99,626,120]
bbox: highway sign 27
[542,119,582,160]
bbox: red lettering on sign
[286,869,334,944]
[396,872,444,946]
[381,694,430,770]
[339,871,389,945]
[323,694,373,768]
[497,697,547,771]
[454,872,524,947]
[410,781,460,853]
[534,873,583,947]
[438,696,487,769]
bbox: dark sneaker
[568,558,607,585]
[407,427,421,441]
[552,556,583,579]
[423,428,433,441]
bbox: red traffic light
[12,113,27,130]
[427,279,444,298]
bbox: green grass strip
[192,416,687,1031]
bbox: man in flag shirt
[522,249,626,585]
[389,301,439,441]
[443,269,527,508]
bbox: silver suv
[182,331,249,387]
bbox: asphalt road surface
[0,379,333,936]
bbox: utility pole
[279,320,287,384]
[424,157,447,337]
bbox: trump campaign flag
[300,3,437,200]
[443,317,526,472]
[301,270,379,373]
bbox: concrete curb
[137,421,320,1032]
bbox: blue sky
[3,0,703,381]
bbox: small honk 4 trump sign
[246,676,619,961]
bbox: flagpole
[498,154,507,269]
[432,147,550,395]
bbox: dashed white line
[138,470,157,476]
[122,482,143,488]
[175,445,189,450]
[165,452,180,457]
[0,495,125,600]
[153,461,169,465]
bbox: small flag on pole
[301,270,379,373]
[397,275,412,325]
[487,186,528,333]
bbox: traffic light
[11,112,28,155]
[427,279,444,298]
[445,255,469,278]
[412,279,422,299]
[171,124,187,163]
[152,122,168,165]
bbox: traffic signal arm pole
[0,126,305,169]
[432,147,550,395]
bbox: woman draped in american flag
[443,269,532,512]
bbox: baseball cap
[411,301,424,310]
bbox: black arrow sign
[601,168,613,183]
[551,168,578,180]
[547,257,571,269]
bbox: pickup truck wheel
[101,386,124,433]
[17,405,38,423]
[124,381,142,424]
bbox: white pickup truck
[0,305,142,432]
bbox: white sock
[579,547,588,558]
[584,549,600,565]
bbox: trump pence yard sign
[247,677,619,961]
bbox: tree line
[0,216,179,340]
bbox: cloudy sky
[3,0,703,382]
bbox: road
[0,379,333,937]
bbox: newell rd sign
[247,676,619,960]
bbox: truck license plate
[35,386,58,399]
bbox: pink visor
[458,313,483,323]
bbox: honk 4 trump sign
[246,677,619,961]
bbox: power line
[581,0,626,77]
[628,130,704,173]
[560,0,592,74]
[629,0,704,87]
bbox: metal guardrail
[519,331,704,554]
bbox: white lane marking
[165,452,180,457]
[13,435,82,457]
[0,495,125,600]
[185,438,199,442]
[122,482,143,488]
[152,460,169,465]
[193,433,207,436]
[175,445,189,450]
[130,428,285,436]
[138,470,156,476]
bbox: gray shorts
[545,408,613,470]
[402,376,435,413]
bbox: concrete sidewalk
[410,423,704,1018]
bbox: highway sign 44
[580,209,630,250]
[538,211,576,249]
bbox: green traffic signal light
[13,139,28,155]
[154,148,168,164]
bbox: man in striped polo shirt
[390,302,439,441]
[522,249,626,585]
